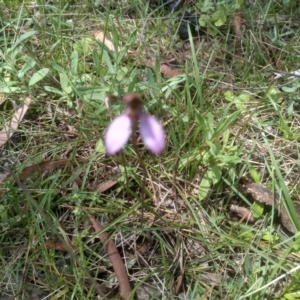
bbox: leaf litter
[83,208,133,300]
[235,183,300,234]
[0,97,31,147]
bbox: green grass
[1,0,300,299]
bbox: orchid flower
[105,93,165,156]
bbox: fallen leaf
[95,30,120,52]
[230,205,255,223]
[19,158,87,180]
[243,183,277,206]
[280,201,300,234]
[96,180,118,193]
[0,97,31,147]
[83,208,133,300]
[174,272,184,295]
[234,14,242,56]
[243,183,300,234]
[160,64,184,78]
[145,58,184,78]
[45,240,75,251]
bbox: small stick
[83,208,133,299]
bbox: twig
[82,208,133,300]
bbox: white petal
[140,113,165,155]
[105,114,132,155]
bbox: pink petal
[140,113,165,155]
[105,114,132,156]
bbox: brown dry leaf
[19,159,87,180]
[174,273,184,295]
[280,209,295,233]
[45,240,74,251]
[279,201,300,234]
[160,64,184,78]
[0,97,31,147]
[230,205,255,223]
[234,14,242,56]
[83,208,133,300]
[145,59,184,78]
[243,183,300,234]
[243,183,277,206]
[97,180,118,193]
[86,179,118,193]
[95,30,120,52]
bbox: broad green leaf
[200,0,214,13]
[44,86,65,96]
[76,86,108,99]
[224,90,234,101]
[248,164,261,183]
[0,205,8,222]
[10,31,37,51]
[222,129,230,148]
[251,201,264,218]
[204,112,214,140]
[83,93,107,101]
[262,234,279,242]
[1,86,22,93]
[199,176,211,200]
[198,16,207,27]
[29,68,49,86]
[208,165,222,184]
[102,50,115,74]
[0,81,19,88]
[239,228,254,239]
[212,110,241,140]
[116,30,137,64]
[1,64,15,72]
[73,37,94,55]
[18,59,36,79]
[59,73,72,94]
[70,50,78,75]
[212,10,226,27]
[292,236,300,251]
[206,141,218,156]
[238,93,250,102]
[266,86,281,96]
[216,154,241,164]
[287,99,294,115]
[284,292,300,300]
[92,48,100,66]
[51,62,65,73]
[201,151,211,165]
[199,165,222,200]
[282,86,298,93]
[95,139,106,153]
[111,25,119,52]
[214,18,226,27]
